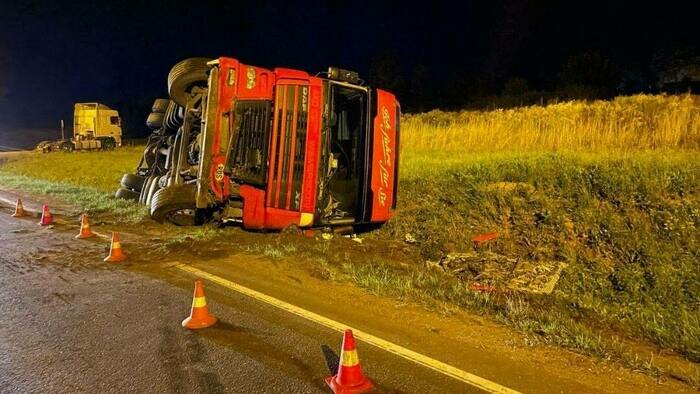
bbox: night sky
[0,0,698,139]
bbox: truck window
[110,116,120,125]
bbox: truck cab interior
[322,82,368,222]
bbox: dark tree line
[367,46,699,114]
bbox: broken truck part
[116,57,401,230]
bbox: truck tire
[146,112,164,130]
[151,98,170,113]
[101,137,116,150]
[61,141,75,152]
[120,173,146,192]
[139,175,156,204]
[145,175,162,207]
[36,140,51,151]
[115,187,140,201]
[150,183,207,226]
[167,58,211,107]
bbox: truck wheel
[167,58,211,107]
[150,183,207,226]
[146,112,164,129]
[145,175,162,207]
[151,98,170,113]
[36,140,50,151]
[120,173,146,192]
[115,187,140,201]
[61,141,75,152]
[139,175,156,204]
[102,138,116,150]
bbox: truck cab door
[368,89,400,222]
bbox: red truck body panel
[370,89,399,222]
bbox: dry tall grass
[402,94,700,152]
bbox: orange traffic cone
[104,232,127,262]
[325,329,374,393]
[38,204,53,226]
[75,213,95,239]
[182,280,217,329]
[12,198,26,217]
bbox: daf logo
[301,87,308,109]
[227,68,236,86]
[215,163,225,181]
[246,67,256,89]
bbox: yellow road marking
[91,231,112,240]
[174,263,521,394]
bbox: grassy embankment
[0,94,698,382]
[369,94,699,378]
[377,95,699,364]
[0,146,147,222]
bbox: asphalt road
[0,208,476,393]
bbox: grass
[363,94,698,382]
[378,95,700,372]
[0,147,147,222]
[386,96,700,367]
[0,171,147,223]
[382,151,700,358]
[0,147,144,193]
[403,94,700,152]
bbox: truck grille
[230,101,272,186]
[267,84,309,211]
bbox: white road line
[174,263,521,394]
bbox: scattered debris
[10,229,29,234]
[350,235,363,244]
[468,282,496,293]
[507,261,567,294]
[426,251,567,294]
[404,233,417,244]
[471,232,499,246]
[321,233,333,241]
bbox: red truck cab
[196,57,400,230]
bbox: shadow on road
[321,344,339,374]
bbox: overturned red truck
[116,57,400,230]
